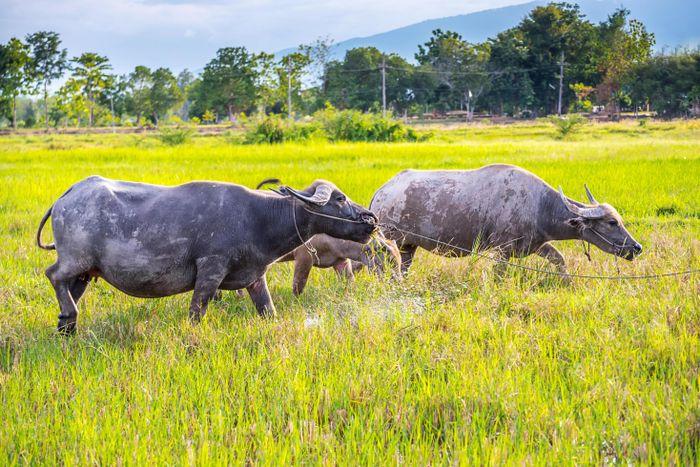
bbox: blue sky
[0,0,530,73]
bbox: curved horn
[286,184,333,206]
[256,178,282,190]
[584,184,598,204]
[559,186,606,219]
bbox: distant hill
[278,0,699,60]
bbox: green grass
[1,120,699,464]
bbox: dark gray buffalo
[370,164,642,275]
[37,176,377,333]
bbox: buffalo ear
[566,217,589,230]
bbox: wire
[379,222,699,281]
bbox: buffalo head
[559,185,642,260]
[263,179,378,244]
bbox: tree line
[1,2,698,129]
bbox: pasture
[0,120,699,464]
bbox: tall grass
[0,120,698,463]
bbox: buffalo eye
[335,194,346,203]
[608,219,618,226]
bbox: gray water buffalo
[37,176,377,333]
[370,164,642,276]
[276,232,401,295]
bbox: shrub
[157,126,194,146]
[548,114,587,139]
[240,111,429,145]
[201,110,216,125]
[243,115,323,144]
[314,108,425,142]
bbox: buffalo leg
[247,275,276,317]
[292,254,313,296]
[535,243,570,282]
[333,259,355,283]
[189,257,229,323]
[399,244,417,276]
[46,262,82,335]
[70,276,90,303]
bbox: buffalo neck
[540,188,583,242]
[258,197,315,260]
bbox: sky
[0,0,531,74]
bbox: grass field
[1,120,699,464]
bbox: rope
[291,199,320,264]
[379,222,699,281]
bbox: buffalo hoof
[57,319,77,335]
[189,312,202,324]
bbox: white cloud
[0,0,529,73]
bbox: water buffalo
[36,176,377,333]
[370,164,642,276]
[276,232,401,295]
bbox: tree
[25,31,68,130]
[324,47,416,113]
[149,67,182,125]
[276,51,311,118]
[300,36,335,89]
[629,50,700,118]
[100,74,129,126]
[594,9,655,115]
[176,69,195,120]
[53,77,88,127]
[0,38,31,128]
[516,3,596,115]
[70,52,112,126]
[126,66,152,126]
[416,30,491,118]
[194,47,271,121]
[483,28,535,116]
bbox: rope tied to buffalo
[378,222,699,281]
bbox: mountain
[278,0,699,61]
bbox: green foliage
[24,31,68,129]
[69,52,112,126]
[126,65,153,125]
[189,47,272,121]
[548,114,587,139]
[315,108,423,142]
[157,126,194,146]
[243,110,426,144]
[201,110,216,124]
[0,37,31,127]
[149,67,182,125]
[243,115,322,144]
[324,47,417,113]
[629,50,700,118]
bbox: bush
[243,115,324,144]
[548,114,587,139]
[240,110,429,145]
[314,108,426,142]
[157,126,194,146]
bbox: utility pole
[110,95,115,133]
[557,50,564,116]
[380,55,387,118]
[287,63,293,120]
